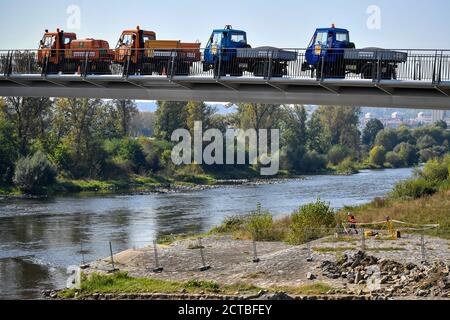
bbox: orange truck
[38,29,114,74]
[114,26,201,75]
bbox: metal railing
[1,48,450,84]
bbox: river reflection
[0,168,413,299]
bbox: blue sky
[0,0,449,49]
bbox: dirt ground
[86,233,450,291]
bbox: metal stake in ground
[361,228,366,252]
[198,238,211,271]
[152,240,164,273]
[252,240,260,263]
[109,241,118,272]
[420,232,426,263]
[80,239,89,269]
[306,229,313,262]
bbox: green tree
[394,143,418,166]
[307,112,330,154]
[0,117,18,183]
[385,151,404,168]
[186,101,216,134]
[435,120,448,130]
[370,146,386,166]
[281,105,308,171]
[155,101,188,140]
[327,144,351,166]
[362,118,384,147]
[3,97,52,155]
[13,151,56,194]
[113,100,138,137]
[375,129,398,151]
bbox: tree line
[0,97,449,194]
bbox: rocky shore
[66,233,449,300]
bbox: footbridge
[1,49,450,109]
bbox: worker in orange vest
[347,213,358,234]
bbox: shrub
[385,152,404,168]
[369,146,386,167]
[375,129,398,151]
[420,155,450,183]
[394,143,418,166]
[287,199,335,245]
[13,151,57,194]
[247,212,274,241]
[300,151,327,173]
[335,157,358,175]
[390,178,437,199]
[327,145,351,166]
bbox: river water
[0,168,413,299]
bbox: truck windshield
[211,32,223,46]
[41,36,56,49]
[231,33,246,43]
[314,31,329,46]
[121,34,134,46]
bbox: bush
[369,146,386,167]
[327,145,351,166]
[420,155,450,183]
[375,129,398,151]
[390,178,437,199]
[300,151,327,173]
[394,143,418,166]
[287,199,335,245]
[247,211,274,241]
[385,152,404,168]
[13,151,57,194]
[335,157,358,175]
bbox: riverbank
[59,232,449,300]
[0,161,409,198]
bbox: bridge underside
[1,75,450,109]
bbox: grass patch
[60,272,339,299]
[313,246,406,253]
[274,283,336,295]
[59,272,262,298]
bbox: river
[0,168,414,299]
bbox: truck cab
[203,25,250,68]
[38,29,77,64]
[115,27,156,64]
[305,26,355,66]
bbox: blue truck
[302,25,408,79]
[203,25,297,77]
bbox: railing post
[319,55,325,81]
[83,52,89,78]
[267,49,273,80]
[376,52,382,83]
[124,53,131,78]
[217,50,223,80]
[170,50,176,80]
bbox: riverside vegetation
[1,97,450,195]
[56,156,450,299]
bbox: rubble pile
[320,251,450,298]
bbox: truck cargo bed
[344,49,408,62]
[236,47,297,61]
